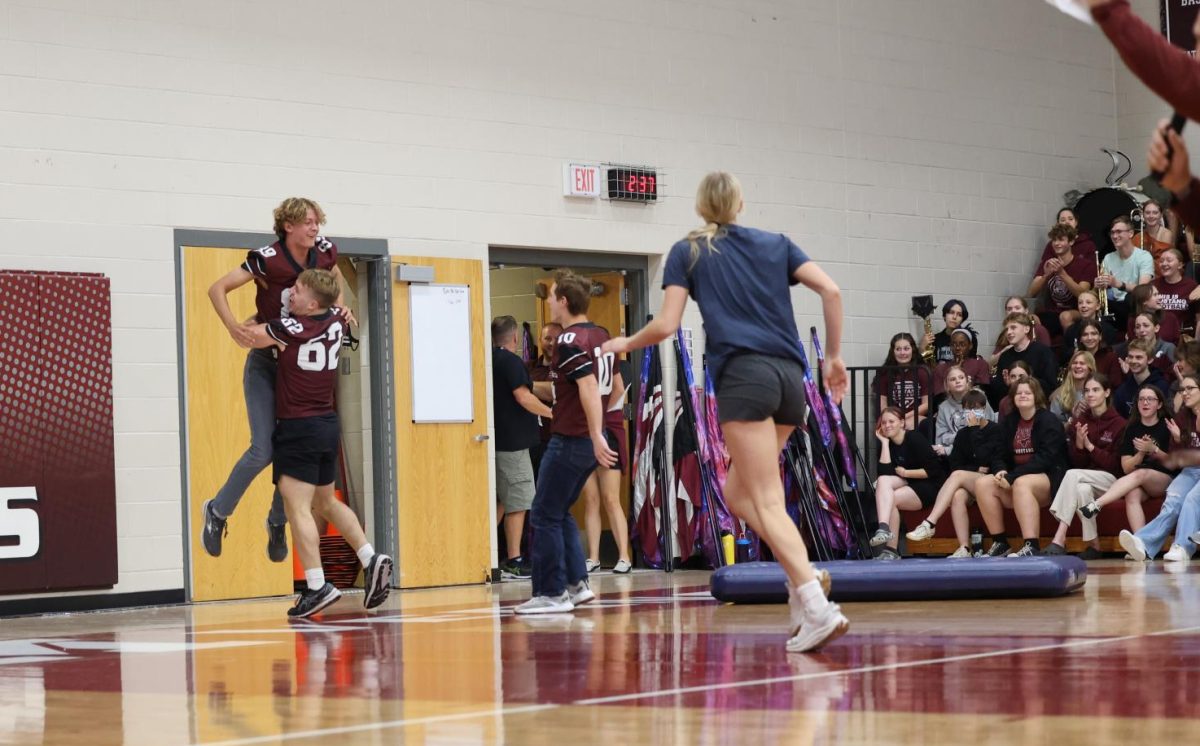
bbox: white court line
[198,623,1200,746]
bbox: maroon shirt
[242,237,338,323]
[550,323,613,438]
[1012,418,1035,466]
[933,357,991,396]
[1067,407,1127,476]
[1153,276,1197,335]
[1038,232,1097,264]
[267,308,346,419]
[1033,252,1097,312]
[1172,408,1200,452]
[873,367,931,415]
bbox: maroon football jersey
[242,237,338,323]
[267,308,346,419]
[550,323,614,438]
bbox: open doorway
[174,232,390,602]
[487,247,650,577]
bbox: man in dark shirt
[1112,340,1170,418]
[491,315,552,579]
[246,269,391,620]
[994,312,1058,400]
[515,270,618,615]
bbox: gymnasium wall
[0,0,1125,597]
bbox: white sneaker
[515,593,573,615]
[786,602,849,653]
[1164,543,1192,562]
[905,521,936,542]
[1118,530,1147,563]
[568,579,595,606]
[585,559,601,573]
[787,570,833,636]
[613,559,632,574]
[948,545,972,559]
[869,528,893,547]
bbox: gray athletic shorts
[496,449,535,513]
[716,354,807,426]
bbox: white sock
[305,568,326,592]
[798,578,829,612]
[356,543,375,566]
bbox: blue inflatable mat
[710,558,1087,603]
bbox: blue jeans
[530,435,597,597]
[1135,466,1200,557]
[211,349,286,525]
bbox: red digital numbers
[624,174,656,193]
[610,167,658,201]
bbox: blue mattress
[710,558,1087,603]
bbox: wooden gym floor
[1,562,1198,744]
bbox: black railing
[845,364,939,483]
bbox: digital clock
[606,166,658,203]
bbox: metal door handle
[474,434,490,442]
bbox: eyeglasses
[1137,396,1160,403]
[1181,386,1200,393]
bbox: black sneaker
[1077,546,1104,561]
[287,583,342,619]
[501,557,532,579]
[266,520,288,563]
[983,541,1012,557]
[201,499,227,557]
[1078,501,1101,519]
[1008,542,1041,557]
[1042,542,1066,556]
[363,553,393,609]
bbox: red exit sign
[562,163,601,198]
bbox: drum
[1071,186,1150,260]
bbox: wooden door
[182,247,292,601]
[392,257,491,588]
[535,271,631,530]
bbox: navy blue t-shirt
[662,224,808,386]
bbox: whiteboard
[409,284,473,423]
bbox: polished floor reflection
[1,562,1199,744]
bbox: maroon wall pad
[0,271,117,593]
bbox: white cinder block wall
[0,0,1129,597]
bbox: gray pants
[210,348,286,526]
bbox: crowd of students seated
[869,206,1200,561]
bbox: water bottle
[721,531,735,565]
[735,537,752,564]
[970,528,983,557]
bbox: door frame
[173,230,392,601]
[486,246,652,572]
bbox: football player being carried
[202,197,354,564]
[244,268,391,619]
